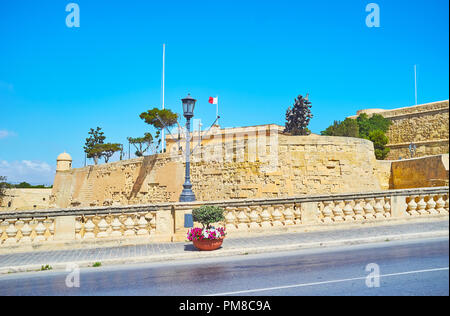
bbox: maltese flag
[208,96,218,105]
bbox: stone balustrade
[0,187,448,250]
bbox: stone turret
[56,152,72,171]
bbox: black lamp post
[179,94,197,202]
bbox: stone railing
[207,187,449,235]
[0,187,448,251]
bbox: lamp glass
[182,94,196,117]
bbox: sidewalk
[0,219,448,274]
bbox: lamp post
[179,94,197,202]
[409,142,417,158]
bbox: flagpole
[414,65,417,105]
[162,43,166,152]
[216,96,219,126]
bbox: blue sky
[0,0,448,184]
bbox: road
[0,237,448,296]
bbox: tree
[127,133,154,157]
[357,113,391,139]
[321,113,391,160]
[368,130,390,160]
[84,127,106,165]
[15,182,32,188]
[139,108,179,150]
[0,176,7,203]
[192,205,225,229]
[321,118,359,137]
[284,94,313,136]
[97,143,122,163]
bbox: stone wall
[373,154,449,190]
[349,100,449,160]
[0,189,52,212]
[389,154,449,189]
[50,132,383,208]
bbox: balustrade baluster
[332,201,344,222]
[97,217,110,238]
[417,195,428,215]
[110,215,123,237]
[426,196,438,215]
[249,206,261,229]
[383,197,391,218]
[407,196,419,216]
[19,218,33,243]
[0,220,6,244]
[435,194,446,215]
[271,205,283,226]
[137,213,150,236]
[124,215,136,236]
[343,200,355,221]
[374,197,385,219]
[75,216,83,240]
[363,198,375,220]
[83,215,96,239]
[294,203,302,225]
[149,213,157,233]
[322,201,333,223]
[236,208,250,231]
[33,217,47,243]
[444,194,449,213]
[225,208,238,231]
[4,219,18,244]
[353,199,365,221]
[283,204,295,225]
[260,206,272,228]
[47,219,55,241]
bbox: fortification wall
[350,100,449,160]
[389,154,449,189]
[373,154,449,190]
[50,134,383,208]
[0,189,52,211]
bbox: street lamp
[179,94,197,202]
[409,142,417,158]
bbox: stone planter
[192,237,224,251]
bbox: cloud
[0,130,16,139]
[0,160,55,185]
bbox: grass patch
[40,265,52,271]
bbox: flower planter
[193,237,224,251]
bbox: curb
[1,230,448,275]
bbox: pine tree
[284,94,313,135]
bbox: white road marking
[205,267,449,296]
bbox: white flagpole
[414,65,417,105]
[216,96,219,126]
[162,43,166,151]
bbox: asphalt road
[0,237,448,296]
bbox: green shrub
[192,205,225,229]
[369,130,390,160]
[40,265,52,271]
[357,113,391,139]
[321,118,359,137]
[321,113,391,160]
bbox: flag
[209,96,218,105]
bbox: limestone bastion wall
[49,135,383,208]
[350,100,449,160]
[0,189,52,212]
